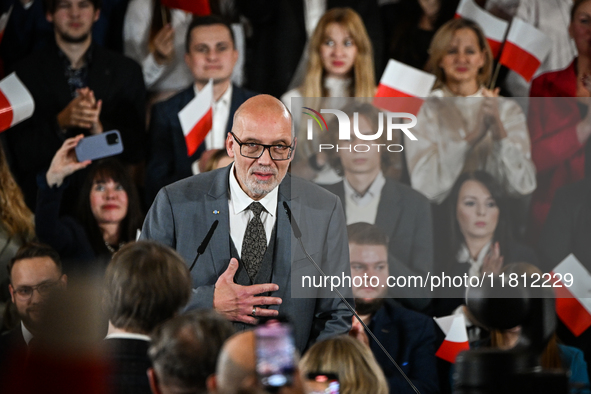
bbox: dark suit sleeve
[145,102,176,206]
[100,57,146,164]
[538,186,576,273]
[388,192,434,311]
[388,319,439,394]
[311,195,354,345]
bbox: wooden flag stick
[160,4,168,26]
[489,61,502,90]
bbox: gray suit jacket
[140,165,353,352]
[323,178,434,312]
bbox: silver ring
[252,307,257,317]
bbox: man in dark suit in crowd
[147,310,235,394]
[2,0,146,212]
[322,103,433,312]
[0,243,67,368]
[102,241,192,394]
[347,223,439,394]
[145,15,256,206]
[141,94,352,354]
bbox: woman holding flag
[404,18,536,204]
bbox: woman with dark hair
[435,170,537,318]
[35,135,144,269]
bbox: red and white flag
[178,79,213,156]
[455,0,508,58]
[0,72,35,133]
[434,314,470,363]
[552,254,591,337]
[373,59,436,116]
[0,5,13,44]
[161,0,211,15]
[498,17,551,82]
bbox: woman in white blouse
[405,18,536,204]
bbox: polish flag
[454,0,508,57]
[178,79,213,156]
[434,314,470,363]
[498,17,551,82]
[0,72,35,133]
[160,0,211,15]
[373,59,436,116]
[0,6,13,44]
[552,254,591,337]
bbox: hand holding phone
[46,134,92,187]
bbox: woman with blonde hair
[299,335,388,394]
[281,7,376,108]
[0,141,35,302]
[405,18,536,204]
[282,8,376,183]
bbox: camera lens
[106,132,119,145]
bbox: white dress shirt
[343,172,386,225]
[104,332,151,342]
[228,164,278,256]
[21,322,33,346]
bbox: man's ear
[46,11,54,23]
[147,368,162,394]
[206,374,217,392]
[93,9,100,23]
[289,137,297,162]
[60,274,68,287]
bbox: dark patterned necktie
[241,202,267,281]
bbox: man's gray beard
[355,297,385,317]
[244,166,284,198]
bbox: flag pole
[488,18,512,90]
[160,4,168,26]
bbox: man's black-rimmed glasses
[230,131,294,160]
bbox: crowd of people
[0,0,590,393]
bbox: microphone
[190,220,219,272]
[282,202,420,394]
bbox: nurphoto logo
[302,107,417,153]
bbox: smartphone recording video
[255,320,296,389]
[75,130,124,162]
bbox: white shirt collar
[228,163,278,216]
[104,332,151,342]
[21,321,33,346]
[343,172,386,206]
[457,240,493,277]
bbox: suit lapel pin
[213,210,220,215]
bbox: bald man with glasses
[141,94,352,354]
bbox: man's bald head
[233,95,293,138]
[215,331,257,393]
